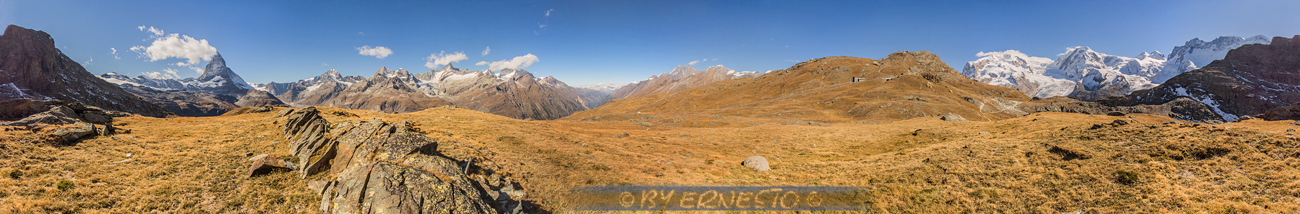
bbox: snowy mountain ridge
[963,35,1270,100]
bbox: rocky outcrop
[1,99,116,126]
[0,25,171,117]
[1101,36,1300,122]
[1019,97,1224,123]
[277,107,500,213]
[1260,102,1300,121]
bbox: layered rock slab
[277,107,497,213]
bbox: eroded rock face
[282,107,335,178]
[278,107,498,213]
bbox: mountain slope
[0,25,171,117]
[964,36,1270,101]
[570,52,1037,123]
[1101,35,1300,122]
[608,65,760,100]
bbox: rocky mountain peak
[323,69,341,79]
[1136,51,1165,60]
[3,25,56,51]
[372,67,413,80]
[439,64,459,72]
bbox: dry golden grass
[2,105,1299,213]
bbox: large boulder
[52,122,96,144]
[743,156,771,171]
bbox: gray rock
[743,156,770,171]
[249,106,275,113]
[52,122,97,144]
[940,113,966,121]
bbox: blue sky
[3,0,1299,86]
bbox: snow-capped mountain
[98,52,284,116]
[100,52,261,96]
[1160,35,1272,82]
[577,82,629,93]
[1104,35,1299,122]
[963,35,1270,100]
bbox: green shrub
[57,180,74,191]
[1114,170,1140,185]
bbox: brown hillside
[3,105,1298,212]
[569,51,1033,124]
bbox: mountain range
[99,52,285,116]
[963,35,1271,101]
[255,64,601,119]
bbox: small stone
[979,132,990,135]
[244,152,254,157]
[248,154,269,161]
[247,155,291,177]
[125,153,133,158]
[615,133,629,139]
[742,156,770,171]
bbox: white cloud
[356,46,392,59]
[538,23,547,29]
[482,46,491,56]
[164,68,180,77]
[147,27,164,37]
[110,48,120,59]
[137,25,145,31]
[322,62,329,66]
[485,54,539,71]
[130,27,218,67]
[475,61,488,66]
[688,60,699,66]
[188,66,203,74]
[83,56,93,66]
[141,72,167,79]
[424,51,468,69]
[358,32,364,35]
[143,68,183,79]
[545,9,554,17]
[712,58,719,61]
